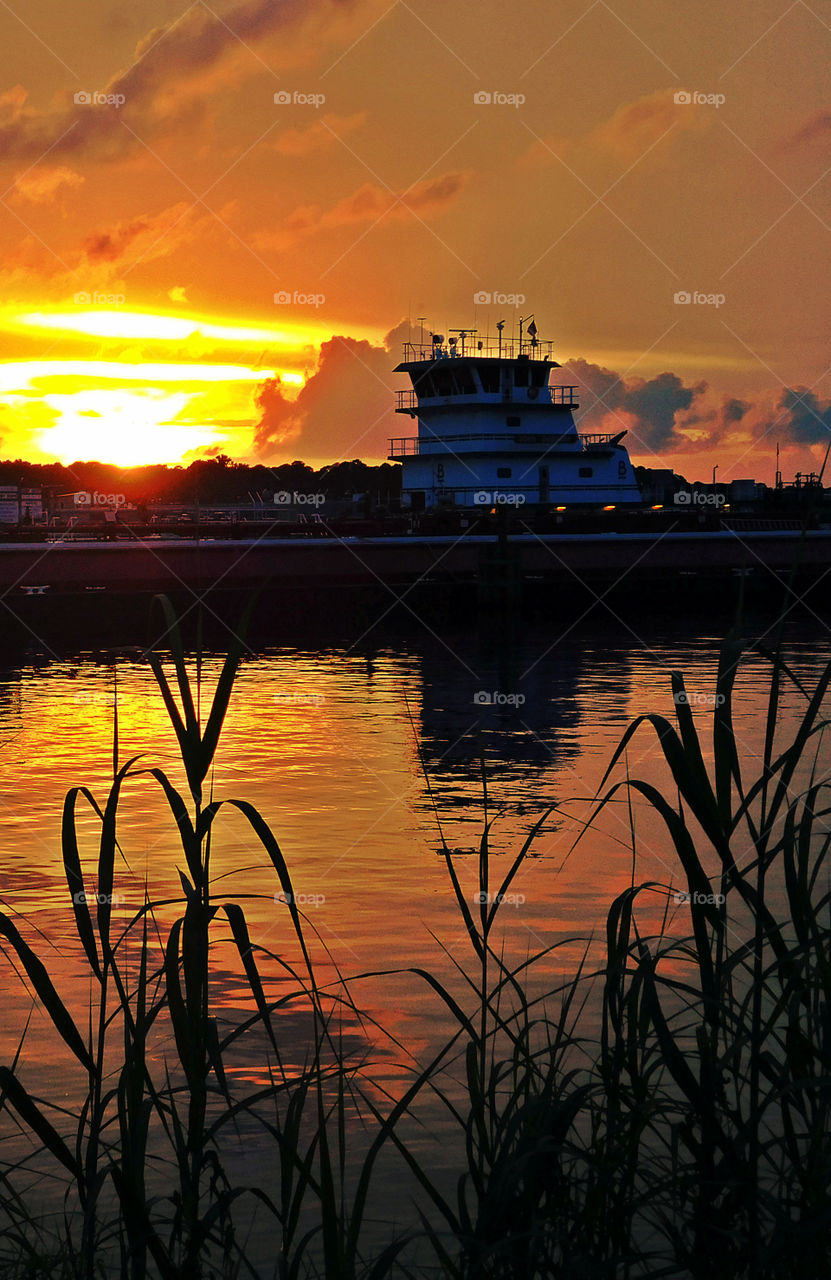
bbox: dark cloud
[776,387,831,444]
[722,396,750,424]
[566,358,707,453]
[0,0,313,164]
[254,334,397,461]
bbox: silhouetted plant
[0,600,829,1279]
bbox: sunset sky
[1,0,830,482]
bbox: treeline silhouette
[0,455,402,504]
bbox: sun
[0,304,332,465]
[37,389,210,466]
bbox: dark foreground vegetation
[0,600,829,1278]
[0,456,402,507]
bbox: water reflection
[1,608,831,1268]
[0,614,829,1046]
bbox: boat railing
[388,429,624,458]
[395,385,579,410]
[389,431,582,457]
[581,433,626,447]
[402,336,558,361]
[389,437,421,456]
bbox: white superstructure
[389,320,641,510]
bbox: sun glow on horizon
[17,309,327,348]
[0,361,288,390]
[0,302,322,465]
[37,389,212,466]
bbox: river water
[0,598,829,1270]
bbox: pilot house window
[478,365,500,393]
[579,466,593,478]
[432,366,477,396]
[497,467,512,479]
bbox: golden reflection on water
[0,624,828,1099]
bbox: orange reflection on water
[0,626,825,1124]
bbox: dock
[1,530,828,598]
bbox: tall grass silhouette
[0,598,828,1278]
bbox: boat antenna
[450,327,477,356]
[497,319,504,359]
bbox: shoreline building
[0,486,43,524]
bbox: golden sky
[1,0,830,480]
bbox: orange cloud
[0,85,28,124]
[0,196,240,302]
[0,0,364,164]
[82,202,198,264]
[274,111,367,156]
[8,165,84,204]
[776,110,831,154]
[255,172,469,250]
[254,331,399,461]
[524,89,708,168]
[592,90,687,160]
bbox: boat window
[530,364,548,388]
[506,415,521,427]
[497,467,512,479]
[413,372,436,397]
[514,358,530,388]
[429,365,477,396]
[432,369,457,395]
[452,366,477,395]
[478,364,500,393]
[579,467,593,478]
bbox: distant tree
[0,455,402,509]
